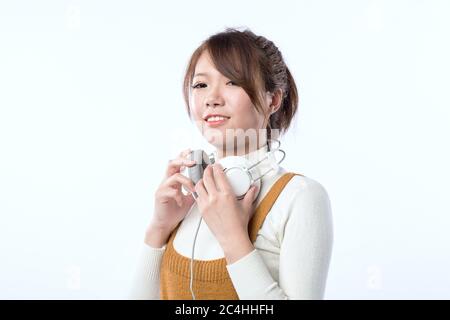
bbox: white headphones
[185,138,286,300]
[187,138,286,200]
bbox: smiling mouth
[204,117,229,127]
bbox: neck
[215,138,268,160]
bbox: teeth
[207,116,227,122]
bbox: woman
[130,27,333,300]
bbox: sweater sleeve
[128,242,166,300]
[226,179,334,299]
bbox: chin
[202,126,229,142]
[205,134,226,148]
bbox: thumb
[242,185,259,212]
[181,192,196,208]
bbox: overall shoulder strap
[248,172,303,243]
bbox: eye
[192,83,206,89]
[191,81,237,89]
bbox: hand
[150,148,197,234]
[193,163,259,253]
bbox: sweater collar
[212,143,279,179]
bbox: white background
[0,0,449,299]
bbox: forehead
[193,51,221,77]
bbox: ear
[266,89,283,114]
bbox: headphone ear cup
[224,167,252,200]
[188,150,210,184]
[217,156,261,200]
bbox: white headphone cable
[190,213,202,300]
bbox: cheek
[234,92,267,128]
[190,95,203,120]
[233,102,262,128]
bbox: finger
[212,163,233,193]
[179,149,192,171]
[242,185,259,210]
[157,188,183,207]
[194,178,208,202]
[179,148,192,158]
[202,165,218,194]
[173,189,195,208]
[163,173,196,192]
[165,158,197,178]
[190,190,199,201]
[183,191,196,207]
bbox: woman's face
[189,50,272,155]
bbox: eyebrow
[193,72,209,78]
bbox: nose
[205,84,225,108]
[206,100,223,108]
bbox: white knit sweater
[129,144,334,300]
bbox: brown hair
[182,27,298,145]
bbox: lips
[205,114,230,127]
[203,114,230,121]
